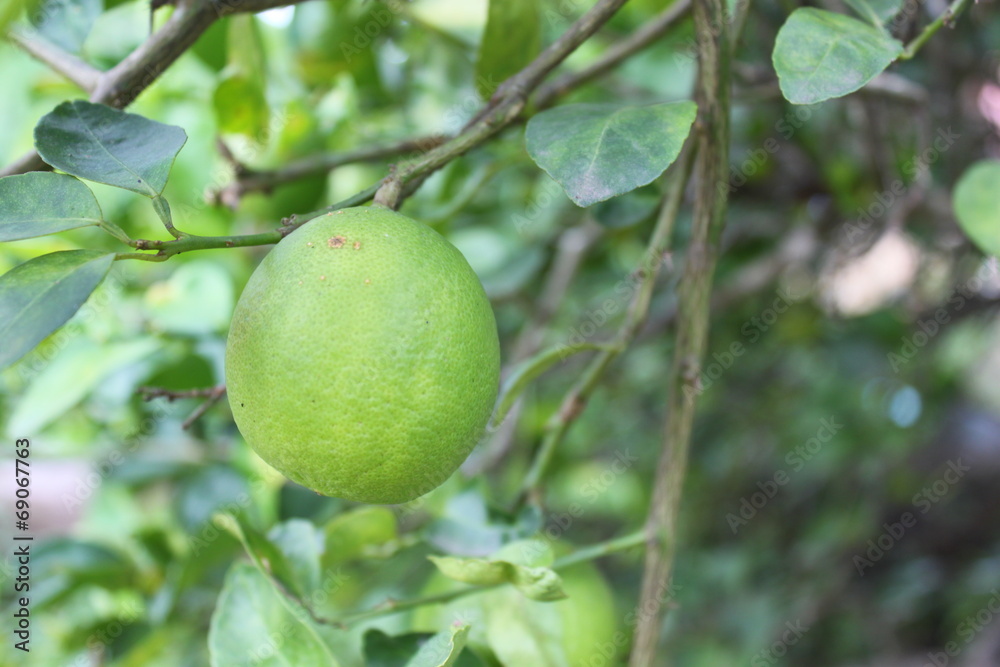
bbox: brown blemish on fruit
[328,236,346,248]
[320,275,326,281]
[353,241,361,250]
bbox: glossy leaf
[209,564,346,667]
[475,0,540,98]
[35,100,187,197]
[0,172,103,241]
[0,250,114,370]
[772,8,903,104]
[526,102,697,207]
[953,160,1000,257]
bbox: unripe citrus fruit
[225,206,501,504]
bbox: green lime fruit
[225,206,501,504]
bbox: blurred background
[1,0,1000,665]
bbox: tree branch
[8,32,101,91]
[211,134,445,208]
[372,0,631,210]
[629,0,731,662]
[0,0,315,178]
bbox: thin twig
[467,223,603,476]
[629,0,732,661]
[211,134,446,208]
[899,0,973,60]
[0,0,317,178]
[372,0,631,210]
[139,385,228,429]
[515,145,698,509]
[8,33,101,91]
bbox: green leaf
[209,563,346,667]
[0,249,114,370]
[492,342,615,427]
[429,549,566,602]
[484,589,568,667]
[213,74,270,138]
[772,8,903,105]
[30,0,102,54]
[35,100,187,197]
[0,172,103,242]
[953,160,1000,257]
[321,506,398,569]
[214,15,270,138]
[364,629,480,667]
[405,623,470,667]
[526,102,697,207]
[7,337,159,435]
[475,0,540,98]
[214,513,304,599]
[268,519,324,597]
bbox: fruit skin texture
[225,206,500,504]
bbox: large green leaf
[35,101,187,197]
[772,8,903,104]
[475,0,540,98]
[953,160,1000,257]
[0,172,103,241]
[209,564,346,667]
[525,102,696,207]
[30,0,102,54]
[0,250,114,370]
